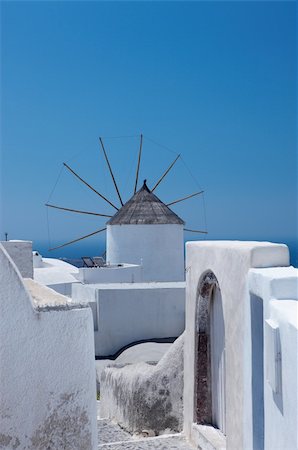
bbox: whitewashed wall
[34,257,79,297]
[33,251,43,268]
[0,244,98,449]
[247,266,298,450]
[72,281,185,357]
[106,224,185,282]
[76,263,142,284]
[184,241,289,450]
[100,333,185,434]
[1,240,33,278]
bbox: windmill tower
[106,179,185,282]
[46,135,206,278]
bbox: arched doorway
[196,271,226,435]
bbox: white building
[33,251,79,296]
[72,281,185,357]
[106,180,185,282]
[183,241,297,450]
[70,180,186,356]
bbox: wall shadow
[250,294,264,450]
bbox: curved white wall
[0,244,98,449]
[106,224,185,282]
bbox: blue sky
[1,1,297,262]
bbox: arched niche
[195,270,226,434]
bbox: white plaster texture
[100,333,184,435]
[106,224,185,282]
[76,263,142,284]
[114,342,172,365]
[95,342,172,392]
[34,256,79,296]
[246,266,298,450]
[191,424,226,450]
[183,241,289,450]
[33,251,43,268]
[1,240,33,278]
[72,281,185,356]
[0,244,98,449]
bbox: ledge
[191,423,226,450]
[24,278,89,311]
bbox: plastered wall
[183,241,289,450]
[247,266,298,450]
[0,244,98,449]
[106,224,185,282]
[72,281,185,357]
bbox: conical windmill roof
[107,180,185,225]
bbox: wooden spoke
[184,228,208,234]
[49,227,107,251]
[166,190,204,207]
[99,137,123,206]
[63,162,118,211]
[151,154,180,192]
[45,203,112,217]
[134,134,143,194]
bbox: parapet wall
[76,263,142,284]
[100,333,184,435]
[1,240,33,278]
[0,244,98,449]
[72,281,185,357]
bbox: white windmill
[46,135,207,282]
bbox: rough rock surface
[100,333,184,435]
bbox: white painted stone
[106,224,185,282]
[72,281,185,356]
[1,240,33,278]
[114,342,172,365]
[246,266,298,450]
[33,255,79,296]
[100,333,185,434]
[183,241,289,450]
[264,319,281,394]
[76,263,142,284]
[0,244,98,449]
[33,250,43,268]
[191,424,226,450]
[95,342,172,392]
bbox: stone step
[97,418,132,446]
[97,418,195,449]
[99,435,195,449]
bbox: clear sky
[1,1,297,263]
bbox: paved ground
[98,419,132,446]
[97,403,195,449]
[99,435,195,449]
